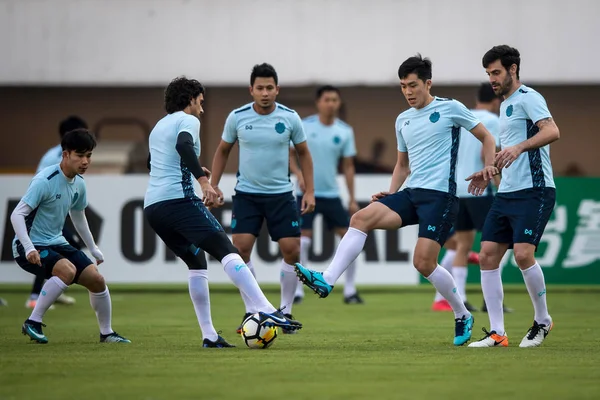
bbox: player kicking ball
[144,77,301,348]
[468,45,560,348]
[295,55,498,346]
[12,129,130,344]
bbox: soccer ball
[240,313,278,349]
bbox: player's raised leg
[295,201,400,297]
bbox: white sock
[280,261,297,314]
[452,266,468,301]
[222,253,276,313]
[322,228,367,286]
[434,250,456,302]
[240,260,258,314]
[89,287,113,335]
[481,268,505,335]
[343,261,357,297]
[188,270,218,341]
[29,276,67,323]
[521,262,551,325]
[426,266,470,319]
[296,236,312,298]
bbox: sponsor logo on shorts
[524,229,533,235]
[427,225,436,232]
[291,221,299,227]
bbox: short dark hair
[316,85,341,100]
[59,116,88,138]
[398,54,432,82]
[482,45,521,79]
[61,128,97,153]
[250,63,278,86]
[164,77,205,114]
[477,83,500,103]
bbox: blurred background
[1,0,599,285]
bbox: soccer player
[432,83,501,313]
[144,77,301,347]
[295,55,498,346]
[12,129,130,344]
[211,64,315,333]
[25,116,87,309]
[468,45,560,348]
[289,85,362,304]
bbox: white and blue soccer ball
[240,313,278,349]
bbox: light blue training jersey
[144,111,201,208]
[498,84,555,193]
[12,165,87,255]
[455,109,501,197]
[295,115,356,198]
[396,97,481,195]
[36,144,63,173]
[222,102,306,194]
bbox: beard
[498,74,514,96]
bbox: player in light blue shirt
[144,77,301,346]
[28,116,88,309]
[289,85,363,304]
[12,129,130,344]
[433,83,503,313]
[211,64,315,331]
[469,46,561,348]
[296,55,498,346]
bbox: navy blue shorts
[14,242,93,284]
[455,195,494,232]
[481,188,556,248]
[297,196,350,231]
[232,191,300,242]
[378,188,458,246]
[144,197,224,257]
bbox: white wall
[1,0,598,85]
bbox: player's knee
[86,271,106,293]
[413,253,436,276]
[349,209,372,231]
[479,249,497,270]
[513,247,535,269]
[281,244,300,264]
[52,259,76,285]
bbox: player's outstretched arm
[10,200,40,266]
[294,141,315,214]
[496,118,560,169]
[69,209,104,265]
[289,147,305,192]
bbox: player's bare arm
[371,151,409,202]
[342,156,359,215]
[289,147,305,192]
[210,140,235,207]
[469,122,498,180]
[294,141,316,214]
[495,117,560,169]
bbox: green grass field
[1,285,599,400]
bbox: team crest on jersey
[429,111,440,123]
[333,136,341,144]
[275,122,286,134]
[72,192,79,205]
[506,105,513,117]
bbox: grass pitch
[1,285,599,400]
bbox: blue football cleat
[294,263,333,298]
[454,314,474,346]
[100,332,131,343]
[22,319,48,344]
[203,335,235,348]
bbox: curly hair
[164,77,205,114]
